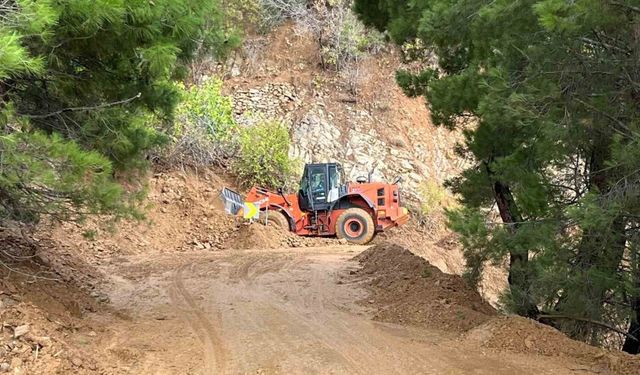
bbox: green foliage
[221,0,262,30]
[1,0,237,226]
[233,118,298,189]
[321,6,386,71]
[0,130,133,223]
[421,266,432,279]
[159,79,238,168]
[419,180,455,216]
[356,0,640,350]
[160,81,297,191]
[175,79,236,142]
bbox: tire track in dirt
[169,262,228,374]
[227,252,385,374]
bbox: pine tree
[355,0,640,351]
[0,0,238,225]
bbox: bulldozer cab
[298,163,343,212]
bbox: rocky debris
[0,301,101,374]
[232,83,302,120]
[221,221,335,250]
[349,242,495,332]
[466,316,640,375]
[12,326,29,339]
[230,79,456,201]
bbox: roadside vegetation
[355,0,640,353]
[0,0,238,227]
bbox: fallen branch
[538,314,638,342]
[0,257,60,282]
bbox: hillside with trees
[354,0,640,353]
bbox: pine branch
[609,1,640,14]
[19,93,142,119]
[538,314,639,342]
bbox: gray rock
[71,357,83,367]
[13,325,29,338]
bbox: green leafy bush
[419,180,455,216]
[233,119,298,189]
[159,82,297,191]
[408,180,457,233]
[155,79,238,168]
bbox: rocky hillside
[215,23,468,199]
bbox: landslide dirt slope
[1,170,639,374]
[351,242,640,375]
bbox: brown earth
[1,170,639,374]
[351,242,640,375]
[350,243,495,332]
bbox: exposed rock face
[230,81,465,200]
[223,25,468,201]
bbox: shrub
[257,0,310,32]
[233,118,298,189]
[156,80,298,190]
[410,180,457,230]
[156,79,239,168]
[321,6,385,71]
[254,0,385,72]
[420,180,455,215]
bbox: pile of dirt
[221,221,338,250]
[0,302,103,374]
[48,170,239,256]
[223,223,286,249]
[466,316,640,375]
[351,242,495,332]
[0,232,105,374]
[47,170,340,259]
[467,316,597,357]
[373,218,508,307]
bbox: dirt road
[91,246,593,375]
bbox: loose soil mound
[221,221,338,250]
[352,242,495,332]
[351,242,640,375]
[0,232,105,374]
[223,223,287,249]
[466,316,640,375]
[467,316,595,357]
[48,170,338,258]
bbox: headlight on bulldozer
[402,207,408,215]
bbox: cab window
[309,166,326,203]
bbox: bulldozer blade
[220,187,244,216]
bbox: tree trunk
[622,305,640,354]
[555,133,628,343]
[623,248,640,354]
[493,179,540,318]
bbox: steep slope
[219,23,468,200]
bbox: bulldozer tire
[336,208,375,245]
[260,210,290,231]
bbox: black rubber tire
[335,207,375,245]
[260,210,290,231]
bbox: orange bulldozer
[220,162,409,245]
